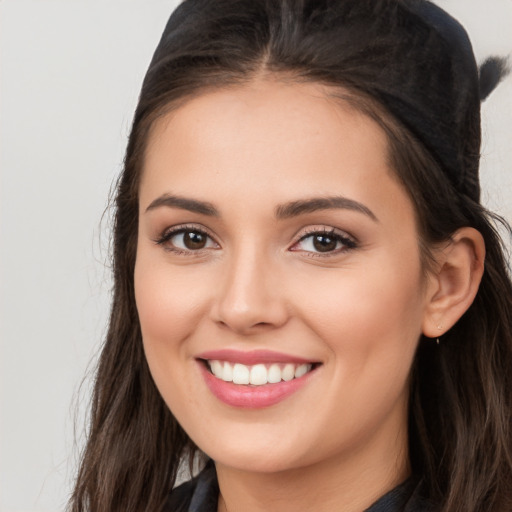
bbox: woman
[70,1,512,511]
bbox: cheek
[304,260,424,429]
[134,256,213,415]
[292,251,425,375]
[134,256,211,355]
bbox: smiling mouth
[203,360,319,386]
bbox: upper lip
[196,349,319,366]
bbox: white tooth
[210,360,223,378]
[294,363,310,378]
[232,363,250,384]
[249,364,268,386]
[282,363,295,381]
[267,364,282,383]
[222,362,233,382]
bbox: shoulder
[365,478,438,512]
[402,479,439,512]
[404,482,438,512]
[164,461,218,512]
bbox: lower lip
[199,362,315,409]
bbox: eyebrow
[145,194,219,216]
[275,196,378,222]
[145,193,378,222]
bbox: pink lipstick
[196,350,319,409]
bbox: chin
[187,420,327,475]
[207,445,308,474]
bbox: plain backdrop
[0,1,510,511]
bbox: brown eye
[291,229,357,255]
[156,227,218,252]
[183,230,207,249]
[312,234,338,252]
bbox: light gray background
[1,1,510,511]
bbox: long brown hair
[70,1,512,511]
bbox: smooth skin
[134,79,484,512]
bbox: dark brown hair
[70,1,512,511]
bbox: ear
[422,227,485,338]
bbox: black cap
[329,0,509,202]
[150,0,509,202]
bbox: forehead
[139,80,412,223]
[144,80,384,165]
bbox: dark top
[165,461,437,511]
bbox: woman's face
[135,80,431,474]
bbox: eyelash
[153,224,218,255]
[290,227,357,257]
[153,225,357,257]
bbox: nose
[210,244,289,334]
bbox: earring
[436,325,442,345]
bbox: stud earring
[436,325,442,345]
